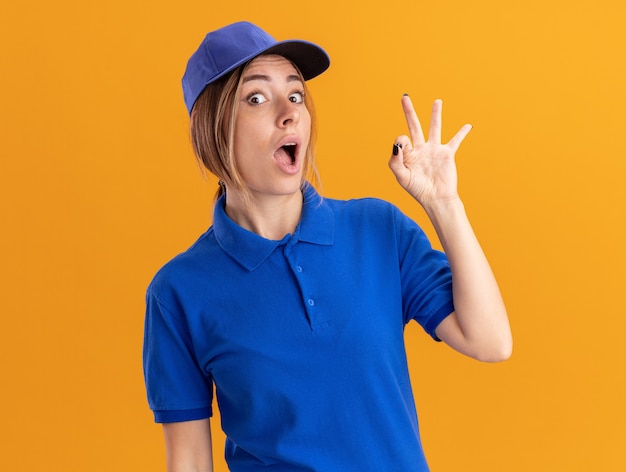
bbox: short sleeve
[393,207,454,340]
[143,286,213,423]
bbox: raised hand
[388,95,472,209]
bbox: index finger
[401,94,425,145]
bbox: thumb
[388,142,406,179]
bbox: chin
[248,179,304,198]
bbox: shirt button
[296,266,303,272]
[307,298,315,306]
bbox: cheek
[301,110,312,138]
[232,119,268,173]
[235,112,266,141]
[233,116,257,153]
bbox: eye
[247,93,268,105]
[289,91,305,104]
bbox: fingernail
[403,93,409,97]
[397,143,402,149]
[392,144,399,156]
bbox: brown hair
[189,55,320,202]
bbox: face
[232,55,311,199]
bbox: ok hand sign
[388,95,472,209]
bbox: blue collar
[213,184,334,271]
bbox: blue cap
[182,21,330,115]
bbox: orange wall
[1,1,625,470]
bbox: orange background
[1,0,625,470]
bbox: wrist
[422,196,465,221]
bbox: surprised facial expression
[233,55,312,199]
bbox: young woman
[143,21,512,472]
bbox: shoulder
[303,184,404,226]
[322,195,433,258]
[323,195,411,234]
[148,227,219,298]
[325,195,401,219]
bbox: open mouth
[281,143,297,164]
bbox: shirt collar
[213,183,334,271]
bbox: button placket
[297,265,316,310]
[284,247,319,328]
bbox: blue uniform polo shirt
[143,184,454,471]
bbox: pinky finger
[447,124,472,153]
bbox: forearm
[425,197,512,361]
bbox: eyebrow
[242,74,303,84]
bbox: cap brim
[262,40,330,81]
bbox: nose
[276,98,300,128]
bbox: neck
[224,189,303,241]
